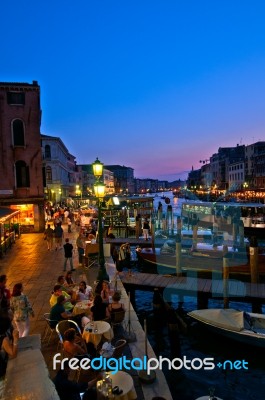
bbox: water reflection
[134,290,265,400]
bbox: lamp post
[92,157,109,282]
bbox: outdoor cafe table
[97,371,137,400]
[73,300,92,316]
[82,320,113,347]
[196,397,223,400]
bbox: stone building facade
[0,81,45,232]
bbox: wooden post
[151,217,155,248]
[249,236,262,313]
[223,253,230,309]
[250,239,259,284]
[177,216,182,236]
[232,218,238,249]
[176,234,182,276]
[192,224,198,251]
[158,208,162,229]
[223,244,228,257]
[238,220,245,250]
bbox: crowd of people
[0,205,142,400]
[0,265,126,399]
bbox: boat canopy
[189,309,245,332]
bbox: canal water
[134,291,265,400]
[132,192,265,399]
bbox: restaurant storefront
[9,203,45,233]
[0,208,20,257]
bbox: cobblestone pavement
[0,223,145,399]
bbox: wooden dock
[120,272,265,302]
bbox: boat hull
[188,309,265,348]
[138,248,265,276]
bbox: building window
[12,119,25,146]
[46,166,52,181]
[44,145,51,159]
[7,92,25,105]
[15,160,30,188]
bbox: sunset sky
[1,1,265,181]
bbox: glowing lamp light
[93,182,106,198]
[92,156,109,283]
[92,157,103,178]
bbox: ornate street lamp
[92,158,109,282]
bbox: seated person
[88,233,96,244]
[0,316,19,391]
[53,361,100,400]
[56,275,73,295]
[77,281,93,301]
[108,291,125,318]
[90,294,110,321]
[100,281,112,304]
[64,271,76,288]
[49,295,87,329]
[63,328,87,357]
[50,285,74,312]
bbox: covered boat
[188,308,265,348]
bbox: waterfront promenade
[0,224,172,400]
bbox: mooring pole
[249,236,262,313]
[223,253,230,309]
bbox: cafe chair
[112,339,127,359]
[110,310,126,331]
[42,313,58,346]
[56,319,82,352]
[82,243,99,269]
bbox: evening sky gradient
[1,1,265,181]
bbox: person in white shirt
[77,281,93,301]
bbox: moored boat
[137,244,265,276]
[188,308,265,348]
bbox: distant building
[0,81,45,232]
[210,145,245,190]
[187,167,201,189]
[228,160,245,190]
[245,141,265,189]
[104,165,134,194]
[42,134,76,203]
[78,164,115,196]
[134,178,160,194]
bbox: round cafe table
[73,300,92,316]
[97,371,137,400]
[82,320,113,347]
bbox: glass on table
[107,388,114,399]
[101,380,108,396]
[96,380,102,392]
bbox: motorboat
[188,308,265,348]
